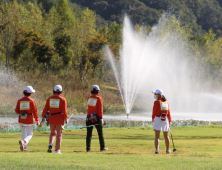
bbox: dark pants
[86,125,105,151]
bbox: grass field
[0,126,222,169]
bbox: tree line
[0,0,222,87]
[71,0,222,37]
[0,0,122,81]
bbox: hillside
[70,0,222,36]
[4,0,222,36]
[1,0,222,115]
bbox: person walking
[42,85,68,154]
[152,89,172,154]
[15,86,39,152]
[86,85,107,152]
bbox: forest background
[1,0,222,116]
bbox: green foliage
[32,41,55,65]
[13,28,55,67]
[56,0,75,31]
[70,0,222,36]
[87,34,108,75]
[106,21,122,59]
[54,34,71,66]
[1,0,222,87]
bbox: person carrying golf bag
[86,85,107,152]
[152,89,172,154]
[15,86,39,152]
[41,85,68,154]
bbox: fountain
[106,15,222,121]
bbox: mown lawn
[0,126,222,169]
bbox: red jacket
[87,94,103,118]
[152,97,171,122]
[42,93,68,125]
[15,96,38,124]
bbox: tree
[54,34,71,66]
[71,8,97,81]
[56,0,75,33]
[0,2,19,73]
[13,28,55,72]
[106,21,122,60]
[87,34,108,76]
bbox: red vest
[15,96,38,124]
[42,93,68,125]
[87,94,103,118]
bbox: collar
[53,93,62,96]
[158,96,162,100]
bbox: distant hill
[3,0,222,36]
[70,0,222,36]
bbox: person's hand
[36,121,41,126]
[100,119,105,125]
[152,119,155,123]
[65,119,68,124]
[169,122,172,127]
[103,120,107,125]
[41,118,46,124]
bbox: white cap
[54,85,62,92]
[152,89,163,95]
[91,85,100,91]
[24,86,35,93]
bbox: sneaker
[54,150,62,154]
[86,150,91,152]
[23,148,29,152]
[155,150,159,154]
[166,150,171,154]
[47,144,53,153]
[100,147,108,151]
[19,140,25,151]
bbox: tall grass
[13,69,126,115]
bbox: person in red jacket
[42,85,68,154]
[152,89,172,154]
[86,85,108,152]
[15,86,39,152]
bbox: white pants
[20,124,33,148]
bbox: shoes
[155,150,159,154]
[47,144,53,153]
[23,148,29,152]
[100,147,108,151]
[19,140,25,151]
[166,150,171,154]
[86,150,91,152]
[54,150,62,154]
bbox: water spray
[106,15,222,120]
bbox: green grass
[1,126,222,169]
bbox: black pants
[86,125,105,151]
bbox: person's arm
[31,100,39,121]
[97,97,103,118]
[152,101,158,121]
[42,98,49,118]
[15,100,20,114]
[87,97,91,116]
[168,103,171,122]
[62,98,68,120]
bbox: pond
[1,112,222,125]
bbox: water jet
[106,15,222,121]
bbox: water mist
[106,15,222,121]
